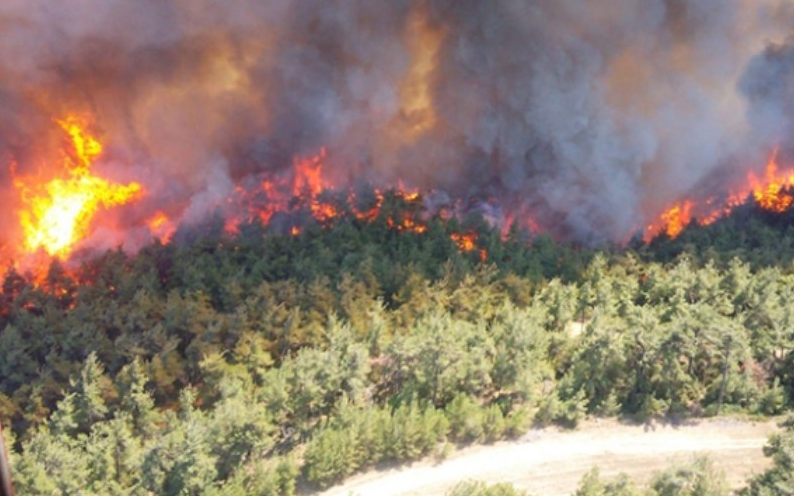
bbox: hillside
[2,205,794,495]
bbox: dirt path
[315,417,778,496]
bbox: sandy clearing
[313,417,779,496]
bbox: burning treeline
[645,149,794,240]
[3,1,794,272]
[4,116,490,277]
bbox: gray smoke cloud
[0,0,793,248]
[741,34,794,155]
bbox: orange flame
[750,148,794,213]
[451,232,477,251]
[310,201,339,224]
[350,189,384,222]
[450,231,488,261]
[293,147,328,197]
[14,116,143,258]
[225,149,434,237]
[386,214,427,234]
[659,201,693,239]
[146,211,175,242]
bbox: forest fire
[450,232,488,262]
[645,149,794,241]
[451,232,477,251]
[146,211,175,243]
[653,201,693,240]
[222,149,436,237]
[14,115,793,280]
[386,215,427,234]
[750,149,794,213]
[350,190,384,222]
[3,0,794,259]
[8,111,794,281]
[12,116,143,259]
[2,120,496,286]
[223,149,338,234]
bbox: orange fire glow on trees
[14,116,143,258]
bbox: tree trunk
[0,420,15,496]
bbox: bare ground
[313,417,779,496]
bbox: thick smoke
[742,34,794,155]
[0,0,793,246]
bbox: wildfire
[224,149,339,234]
[646,148,794,241]
[4,114,497,274]
[311,202,339,224]
[397,181,422,203]
[14,116,143,258]
[451,232,488,262]
[225,149,434,237]
[386,215,427,234]
[146,211,175,242]
[658,201,693,239]
[293,147,329,197]
[350,189,384,222]
[218,148,495,260]
[750,148,794,213]
[451,232,477,251]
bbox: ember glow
[13,117,143,258]
[350,190,385,222]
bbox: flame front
[646,148,794,241]
[15,116,143,258]
[225,150,433,236]
[220,149,501,257]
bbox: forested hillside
[2,195,794,495]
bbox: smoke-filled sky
[1,0,794,246]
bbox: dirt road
[315,417,778,496]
